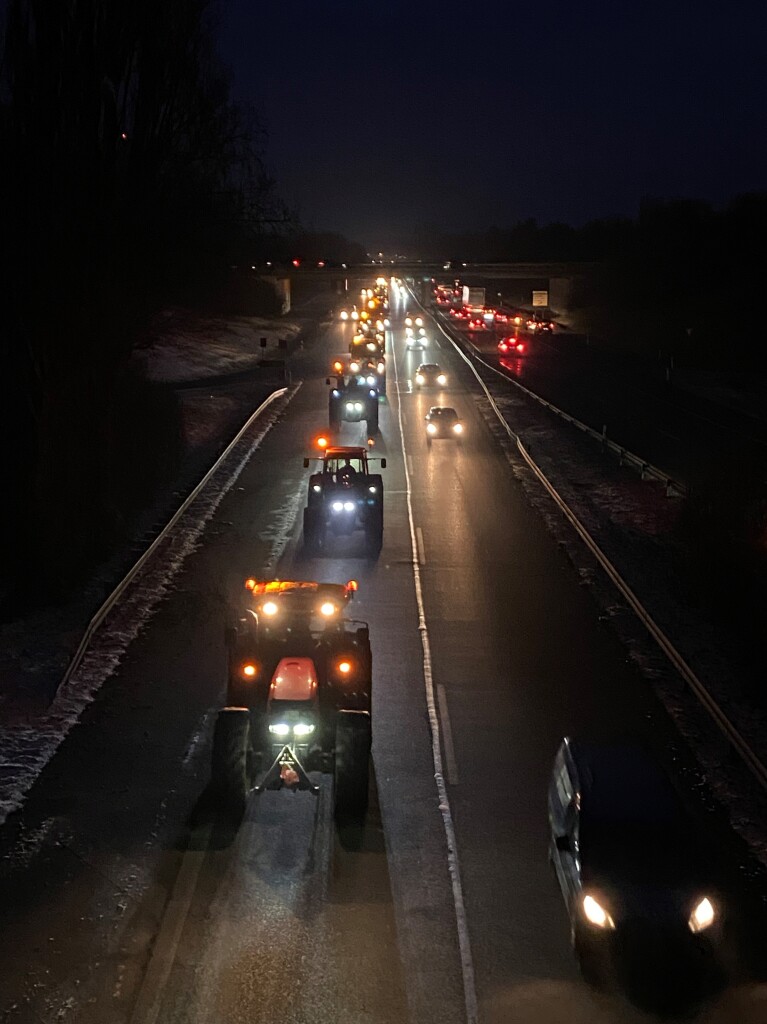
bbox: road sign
[532,290,548,307]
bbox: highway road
[0,283,765,1023]
[445,312,767,489]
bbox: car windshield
[431,409,456,420]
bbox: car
[425,406,464,445]
[414,363,447,388]
[302,444,386,556]
[213,577,372,821]
[327,373,380,432]
[498,336,527,355]
[338,304,359,322]
[549,738,723,985]
[406,329,429,350]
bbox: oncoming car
[405,329,429,350]
[414,363,447,388]
[425,406,464,445]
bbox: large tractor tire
[303,507,322,556]
[367,507,383,556]
[366,402,379,435]
[334,710,372,821]
[211,708,251,821]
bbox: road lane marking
[407,454,414,477]
[436,685,459,786]
[415,526,426,565]
[392,342,479,1024]
[129,826,211,1024]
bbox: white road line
[129,827,211,1024]
[437,684,460,786]
[392,344,478,1024]
[407,454,414,477]
[415,526,426,565]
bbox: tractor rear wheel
[334,711,371,822]
[211,708,251,821]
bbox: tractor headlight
[312,484,321,492]
[437,374,447,385]
[269,722,290,737]
[293,722,315,737]
[688,897,716,934]
[343,501,355,512]
[346,402,355,411]
[332,501,344,512]
[262,601,279,617]
[320,601,336,617]
[427,423,437,434]
[355,402,363,411]
[368,485,377,493]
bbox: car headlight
[351,311,359,320]
[419,327,426,336]
[269,722,290,737]
[581,894,615,930]
[437,374,447,385]
[262,600,279,617]
[367,342,376,351]
[343,500,355,512]
[340,311,348,320]
[331,389,340,397]
[346,402,355,411]
[453,422,463,433]
[369,389,376,397]
[312,484,321,492]
[332,501,344,512]
[355,402,363,411]
[350,361,360,372]
[367,375,376,385]
[421,338,429,346]
[319,601,336,617]
[405,317,412,326]
[405,327,413,336]
[426,423,437,434]
[293,722,315,737]
[415,374,425,384]
[688,897,716,933]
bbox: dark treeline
[0,1,288,612]
[410,195,767,364]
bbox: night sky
[218,0,767,247]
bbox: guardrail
[55,387,288,702]
[405,289,767,793]
[434,308,687,498]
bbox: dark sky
[217,0,767,247]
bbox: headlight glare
[437,374,447,385]
[332,501,343,512]
[453,422,463,433]
[582,894,615,930]
[319,601,336,617]
[416,374,425,384]
[293,722,315,737]
[269,722,290,737]
[262,600,279,617]
[343,500,355,511]
[689,897,716,933]
[427,422,437,434]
